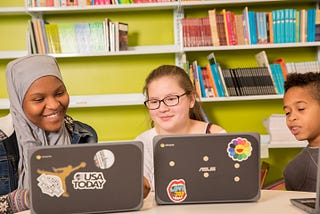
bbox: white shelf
[200,94,283,102]
[49,45,180,58]
[0,50,28,59]
[0,46,179,60]
[267,141,308,148]
[179,0,317,7]
[0,99,10,110]
[260,135,307,158]
[0,93,145,109]
[261,135,307,148]
[183,42,320,52]
[0,7,26,15]
[25,2,179,15]
[69,93,145,107]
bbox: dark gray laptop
[153,132,261,204]
[290,147,320,213]
[28,141,143,214]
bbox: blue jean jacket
[0,131,19,195]
[0,116,97,195]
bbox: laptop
[28,141,144,214]
[290,147,320,213]
[153,132,261,204]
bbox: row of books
[28,0,175,7]
[255,50,320,94]
[184,52,286,98]
[286,61,320,74]
[28,18,128,54]
[182,7,320,47]
[186,51,320,98]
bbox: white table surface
[136,190,315,214]
[18,190,315,214]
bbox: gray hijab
[6,55,71,189]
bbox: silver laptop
[153,132,261,204]
[28,141,144,214]
[290,147,320,213]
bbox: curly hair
[143,65,205,125]
[284,72,320,103]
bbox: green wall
[0,0,313,186]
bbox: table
[137,190,315,214]
[18,190,315,214]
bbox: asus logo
[199,167,216,172]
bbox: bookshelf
[0,0,319,109]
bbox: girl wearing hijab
[0,55,97,213]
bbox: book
[200,67,215,98]
[32,19,46,54]
[316,9,320,41]
[191,60,202,98]
[181,18,189,47]
[208,63,225,97]
[242,7,251,45]
[307,9,316,42]
[262,179,285,190]
[300,9,307,43]
[45,23,62,54]
[216,13,227,46]
[109,21,115,52]
[216,63,229,96]
[208,9,220,46]
[205,64,218,97]
[295,10,301,42]
[229,11,238,45]
[220,68,237,96]
[221,9,230,46]
[273,58,288,80]
[39,19,49,54]
[28,20,38,54]
[201,17,213,46]
[260,161,270,188]
[104,18,110,52]
[74,23,91,53]
[89,22,106,52]
[181,17,202,47]
[270,63,285,94]
[197,65,206,98]
[248,11,257,45]
[266,12,274,44]
[234,14,245,45]
[256,12,267,44]
[58,23,78,53]
[117,22,128,51]
[255,50,278,94]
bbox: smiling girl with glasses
[136,65,226,198]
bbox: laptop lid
[29,141,144,214]
[290,147,320,214]
[153,132,261,204]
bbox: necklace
[306,148,318,168]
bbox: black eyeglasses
[144,92,190,110]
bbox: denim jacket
[0,115,98,195]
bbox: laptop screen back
[29,141,143,214]
[153,132,261,204]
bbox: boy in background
[283,72,320,192]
